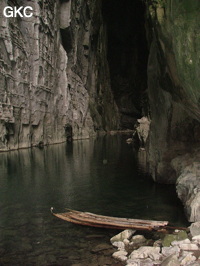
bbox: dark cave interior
[102,0,149,129]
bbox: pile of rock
[110,228,200,265]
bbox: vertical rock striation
[0,0,119,151]
[0,0,69,150]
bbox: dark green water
[0,135,188,265]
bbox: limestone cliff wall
[147,0,200,182]
[0,0,119,151]
[147,0,200,220]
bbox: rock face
[0,0,119,151]
[171,151,200,222]
[146,0,200,218]
[147,0,200,184]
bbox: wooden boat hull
[51,208,170,231]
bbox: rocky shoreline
[110,224,200,266]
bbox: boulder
[162,231,188,247]
[162,235,180,247]
[162,246,180,257]
[179,243,198,251]
[161,254,180,266]
[126,258,140,266]
[112,250,128,262]
[130,235,146,244]
[136,116,150,146]
[123,239,130,245]
[179,253,196,266]
[192,234,200,244]
[110,229,135,244]
[173,159,200,222]
[190,222,200,237]
[171,239,191,247]
[112,241,125,250]
[129,246,160,260]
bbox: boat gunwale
[53,213,154,230]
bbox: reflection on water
[0,135,188,265]
[137,149,147,174]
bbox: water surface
[0,135,188,265]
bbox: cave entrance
[102,0,149,129]
[64,123,73,142]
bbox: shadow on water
[0,135,188,265]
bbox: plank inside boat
[71,210,168,226]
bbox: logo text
[3,6,33,18]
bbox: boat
[51,208,176,231]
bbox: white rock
[180,253,196,265]
[126,259,140,266]
[112,250,128,262]
[126,138,133,143]
[129,249,147,259]
[154,261,163,265]
[171,238,191,246]
[138,258,154,266]
[129,246,160,260]
[149,251,161,261]
[110,229,135,243]
[123,239,130,245]
[136,116,150,144]
[162,246,180,257]
[179,243,198,250]
[190,222,200,237]
[161,254,180,266]
[189,192,200,222]
[131,235,146,244]
[192,234,200,244]
[112,241,125,250]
